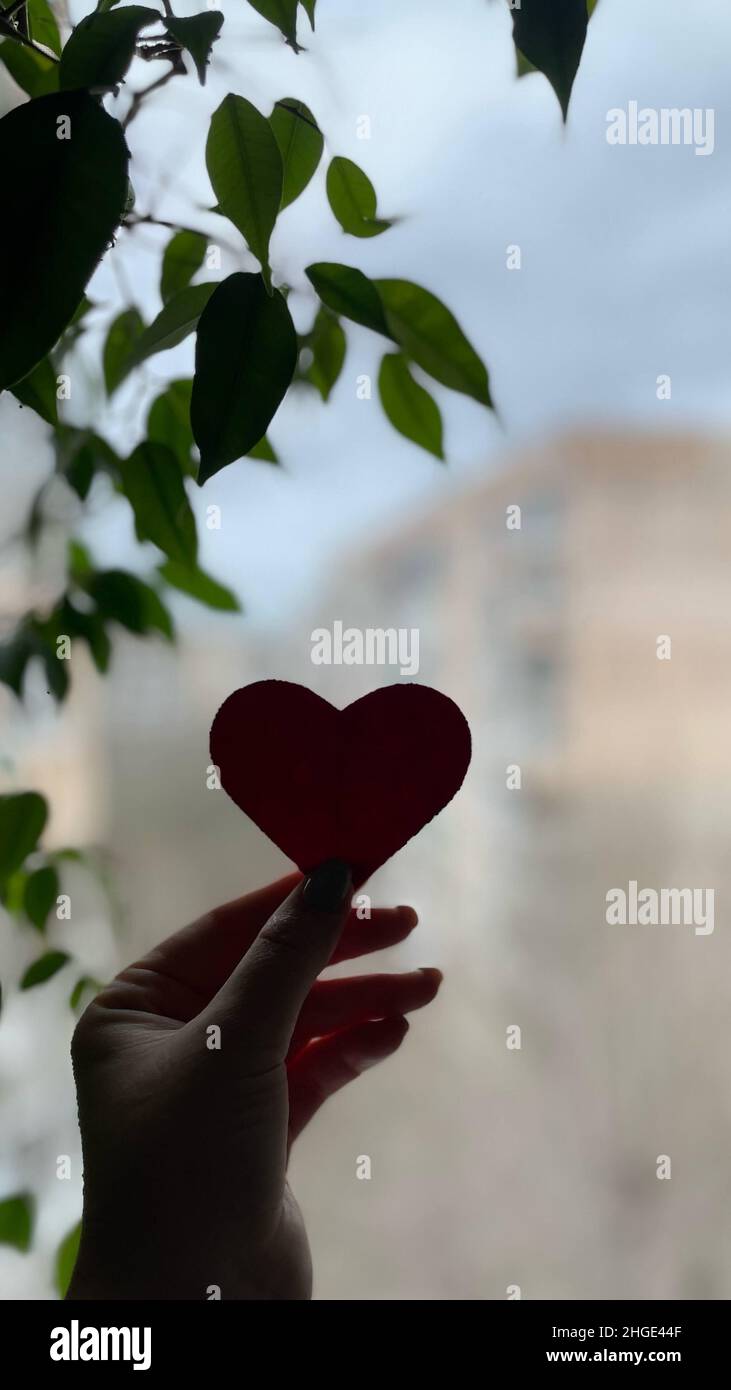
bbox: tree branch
[124,212,206,237]
[121,61,181,131]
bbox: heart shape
[210,680,472,886]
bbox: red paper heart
[210,680,471,886]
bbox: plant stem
[0,14,60,59]
[125,213,205,237]
[1,0,30,20]
[122,64,179,131]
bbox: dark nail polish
[303,858,352,912]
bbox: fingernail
[303,858,352,912]
[418,967,443,989]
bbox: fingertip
[302,859,353,913]
[397,905,419,929]
[417,966,443,996]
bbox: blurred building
[295,429,731,1300]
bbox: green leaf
[69,295,94,328]
[246,0,300,50]
[147,379,195,474]
[119,442,198,565]
[0,628,37,699]
[0,91,128,390]
[21,950,70,990]
[44,657,69,701]
[25,492,46,549]
[246,435,278,462]
[56,427,118,500]
[1,868,29,917]
[103,308,144,395]
[161,231,207,304]
[587,0,600,15]
[77,617,111,674]
[166,12,223,86]
[191,272,297,484]
[305,262,390,337]
[516,48,536,79]
[374,279,492,407]
[10,358,59,426]
[378,352,444,460]
[54,596,111,674]
[59,7,160,91]
[26,618,70,701]
[158,560,240,612]
[55,294,95,359]
[28,0,62,55]
[23,864,60,931]
[0,39,59,96]
[125,282,217,374]
[0,1194,34,1253]
[326,156,392,238]
[206,94,283,292]
[0,609,77,703]
[86,570,174,640]
[0,792,48,886]
[61,449,97,505]
[269,98,323,210]
[70,975,102,1011]
[306,307,346,401]
[69,540,92,582]
[301,0,316,30]
[512,0,588,122]
[55,1221,82,1297]
[309,265,490,412]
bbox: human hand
[67,861,442,1300]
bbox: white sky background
[3,0,731,625]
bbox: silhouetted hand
[67,862,441,1300]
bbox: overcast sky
[3,0,730,625]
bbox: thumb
[203,860,353,1065]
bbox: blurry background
[2,0,731,1299]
